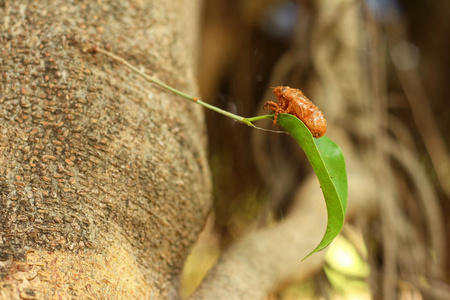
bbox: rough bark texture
[0,1,210,299]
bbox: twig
[91,46,276,129]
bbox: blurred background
[181,0,450,299]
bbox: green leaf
[276,114,348,260]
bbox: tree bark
[0,1,210,299]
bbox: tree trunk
[0,1,211,299]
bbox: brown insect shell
[272,86,327,138]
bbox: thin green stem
[93,46,261,127]
[245,114,273,122]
